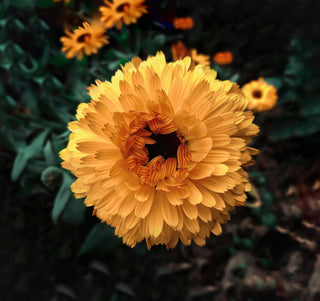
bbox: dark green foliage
[78,222,121,256]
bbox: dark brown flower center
[146,131,181,161]
[252,89,262,99]
[77,33,91,43]
[116,3,130,12]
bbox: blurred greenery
[1,0,320,300]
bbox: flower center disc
[252,89,262,99]
[116,3,130,12]
[146,131,181,161]
[122,113,192,186]
[77,33,91,43]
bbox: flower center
[252,89,262,99]
[77,33,91,43]
[116,3,130,12]
[146,131,181,161]
[120,112,192,186]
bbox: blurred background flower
[61,21,109,60]
[213,51,233,65]
[100,0,148,29]
[241,77,278,112]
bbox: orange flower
[241,77,278,112]
[213,51,233,65]
[100,0,147,30]
[173,17,194,30]
[60,22,109,60]
[60,52,259,249]
[171,40,189,61]
[172,41,210,66]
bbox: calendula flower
[213,51,233,65]
[100,0,147,30]
[60,52,259,249]
[172,41,210,66]
[61,22,109,60]
[173,17,194,30]
[241,77,278,112]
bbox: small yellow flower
[100,0,147,30]
[60,22,109,60]
[242,77,278,112]
[60,52,259,249]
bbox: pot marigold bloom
[173,17,194,30]
[100,0,147,30]
[172,41,210,66]
[60,52,259,249]
[241,77,278,112]
[61,22,109,60]
[213,51,233,65]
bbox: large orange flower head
[100,0,147,30]
[60,52,259,249]
[241,77,278,112]
[61,22,109,60]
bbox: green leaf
[270,116,320,140]
[152,34,166,46]
[43,140,56,166]
[36,0,56,9]
[264,76,283,90]
[51,173,74,223]
[301,97,320,116]
[11,129,50,181]
[10,0,35,10]
[229,73,240,83]
[21,89,40,117]
[11,149,28,182]
[78,222,121,256]
[107,60,121,71]
[49,53,71,67]
[61,197,86,226]
[52,132,68,154]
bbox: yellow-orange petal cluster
[172,40,210,66]
[60,22,109,60]
[213,51,233,65]
[60,52,259,249]
[241,77,278,112]
[99,0,147,30]
[173,17,194,30]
